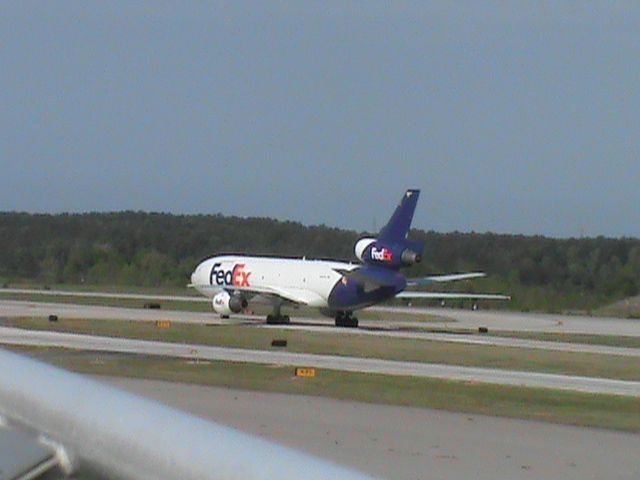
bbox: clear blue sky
[1,1,639,237]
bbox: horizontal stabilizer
[396,291,510,300]
[407,272,486,286]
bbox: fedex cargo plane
[190,190,509,327]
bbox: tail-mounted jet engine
[212,291,247,315]
[354,237,422,269]
[400,248,421,265]
[354,238,377,261]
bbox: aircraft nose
[190,265,201,286]
[191,263,210,286]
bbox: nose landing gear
[335,311,358,328]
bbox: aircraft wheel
[335,313,358,328]
[340,317,358,328]
[267,314,290,325]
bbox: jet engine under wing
[396,291,511,300]
[406,272,486,286]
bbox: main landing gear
[266,305,290,325]
[335,311,358,328]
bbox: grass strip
[390,325,640,349]
[16,346,640,433]
[4,317,640,381]
[489,330,640,349]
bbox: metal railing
[0,348,381,480]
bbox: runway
[2,326,639,396]
[3,286,640,336]
[106,377,640,480]
[2,299,640,358]
[373,306,640,337]
[0,299,216,323]
[0,287,206,303]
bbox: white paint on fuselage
[191,256,358,308]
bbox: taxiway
[106,377,640,480]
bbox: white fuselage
[190,255,357,308]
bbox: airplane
[190,189,509,327]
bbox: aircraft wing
[0,348,374,480]
[219,284,318,306]
[406,272,486,286]
[190,283,323,306]
[0,426,62,479]
[267,286,325,306]
[334,269,507,300]
[397,291,510,300]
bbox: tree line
[1,211,639,312]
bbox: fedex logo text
[370,247,393,262]
[210,263,251,287]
